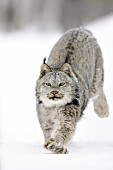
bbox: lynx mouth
[47,93,64,102]
[49,96,63,101]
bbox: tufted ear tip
[43,57,46,64]
[39,64,51,79]
[60,63,73,77]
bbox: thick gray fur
[35,27,109,154]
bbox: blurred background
[0,0,113,32]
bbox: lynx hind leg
[91,45,109,118]
[92,87,109,118]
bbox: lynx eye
[45,83,51,86]
[59,82,66,87]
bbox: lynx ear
[60,63,73,77]
[39,64,51,79]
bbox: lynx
[35,28,109,154]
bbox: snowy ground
[0,15,113,170]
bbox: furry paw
[94,102,109,118]
[44,138,68,154]
[93,93,109,118]
[93,99,109,118]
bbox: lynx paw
[93,100,109,118]
[44,138,68,154]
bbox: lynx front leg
[44,106,79,154]
[44,138,68,154]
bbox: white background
[0,15,113,170]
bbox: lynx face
[36,63,80,108]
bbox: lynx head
[35,62,80,108]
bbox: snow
[0,15,113,170]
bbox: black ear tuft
[43,57,46,64]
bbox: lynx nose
[51,91,58,95]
